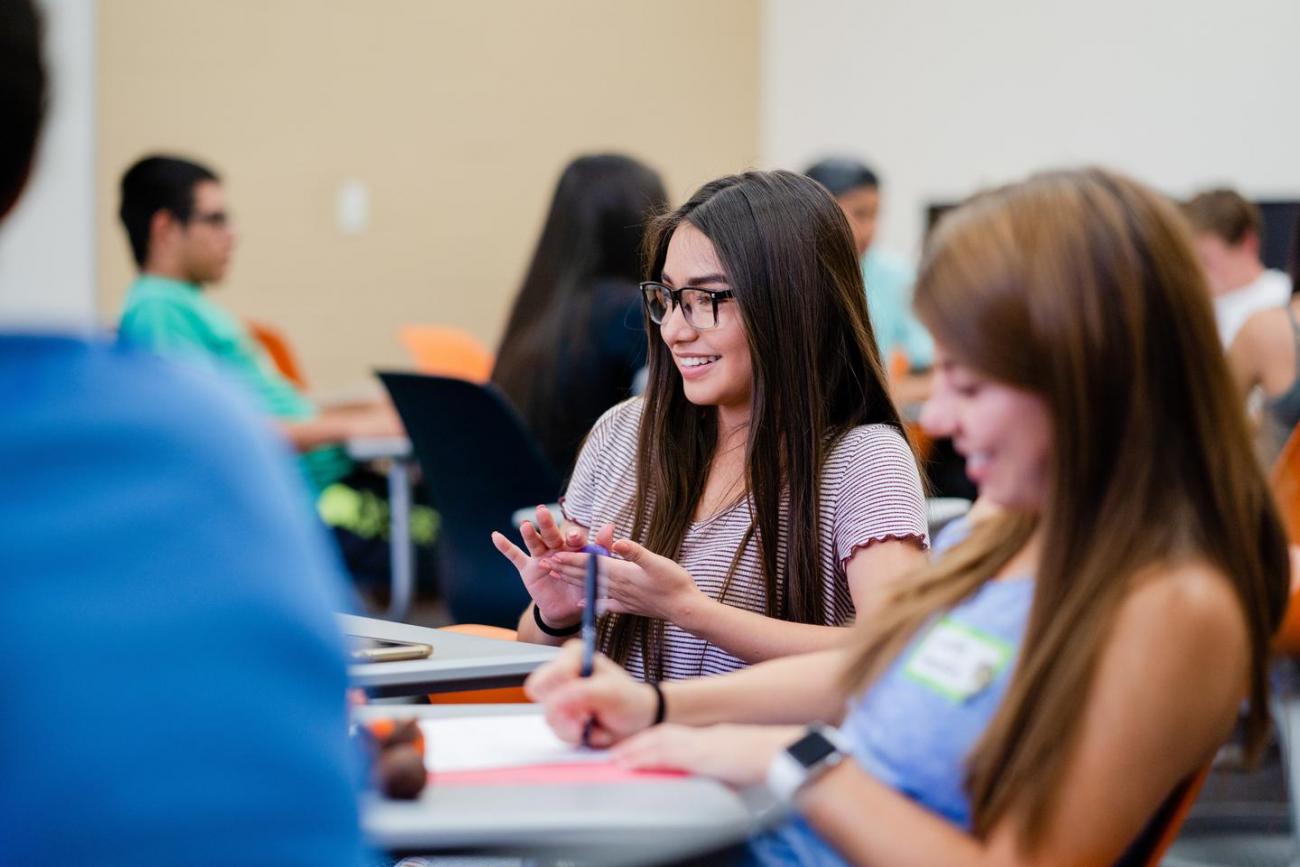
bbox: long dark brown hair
[844,167,1290,849]
[600,170,908,680]
[493,154,668,471]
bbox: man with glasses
[116,154,425,589]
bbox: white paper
[420,714,607,773]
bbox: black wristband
[532,603,580,637]
[649,680,666,726]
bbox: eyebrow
[661,272,730,288]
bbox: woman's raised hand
[525,641,660,748]
[490,506,614,626]
[544,538,707,623]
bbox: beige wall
[97,0,760,391]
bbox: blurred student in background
[527,168,1289,867]
[494,171,927,681]
[1,2,366,862]
[1183,187,1290,347]
[805,156,976,501]
[115,155,431,588]
[1226,215,1300,457]
[804,156,933,403]
[492,153,668,476]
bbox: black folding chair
[378,372,562,627]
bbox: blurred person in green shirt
[116,155,433,588]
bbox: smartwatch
[766,724,850,804]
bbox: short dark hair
[1182,188,1263,246]
[118,155,219,267]
[803,157,879,199]
[0,0,46,221]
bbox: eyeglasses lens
[680,289,716,329]
[643,285,670,323]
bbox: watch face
[788,731,839,767]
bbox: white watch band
[766,724,850,804]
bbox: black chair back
[379,371,561,626]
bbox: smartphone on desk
[347,636,433,663]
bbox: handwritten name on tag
[903,617,1013,702]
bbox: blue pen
[580,543,607,746]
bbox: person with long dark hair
[493,170,929,681]
[524,168,1290,865]
[492,153,668,475]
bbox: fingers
[594,522,616,551]
[548,676,634,743]
[584,722,620,749]
[545,551,600,586]
[565,528,587,551]
[543,694,588,744]
[535,505,567,552]
[523,640,585,700]
[519,521,549,559]
[491,531,530,571]
[612,538,647,562]
[611,725,690,771]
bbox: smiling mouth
[678,355,720,368]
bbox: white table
[340,614,558,697]
[356,704,774,862]
[345,436,415,620]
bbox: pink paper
[431,761,687,786]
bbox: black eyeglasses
[640,281,735,330]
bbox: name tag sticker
[903,617,1013,702]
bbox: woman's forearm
[674,595,855,662]
[663,648,851,727]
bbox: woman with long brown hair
[524,168,1291,864]
[492,170,929,680]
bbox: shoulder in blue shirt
[0,332,366,866]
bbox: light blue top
[746,572,1033,866]
[863,248,934,371]
[0,332,368,865]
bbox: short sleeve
[559,400,630,529]
[831,425,929,568]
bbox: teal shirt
[118,274,352,494]
[863,249,934,370]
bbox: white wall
[0,0,96,326]
[763,0,1300,261]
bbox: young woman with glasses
[523,168,1290,865]
[492,170,929,681]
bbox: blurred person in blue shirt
[805,158,978,500]
[0,2,368,863]
[805,158,934,397]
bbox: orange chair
[427,623,530,705]
[247,318,309,389]
[1271,426,1300,544]
[398,325,493,383]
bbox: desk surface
[344,435,412,461]
[357,704,771,862]
[340,614,558,697]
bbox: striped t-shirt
[560,399,928,680]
